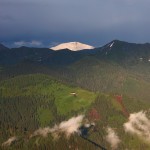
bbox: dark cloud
[1,0,150,47]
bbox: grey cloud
[14,40,43,47]
[0,0,150,46]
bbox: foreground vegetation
[0,73,150,150]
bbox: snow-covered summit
[50,42,94,51]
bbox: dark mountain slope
[0,47,85,66]
[95,40,150,65]
[1,40,150,66]
[0,43,9,51]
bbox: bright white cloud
[31,115,84,138]
[124,111,150,142]
[105,127,121,150]
[2,136,17,147]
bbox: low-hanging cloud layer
[105,127,121,150]
[2,111,150,148]
[31,115,84,138]
[2,136,17,147]
[1,0,150,47]
[124,111,150,142]
[1,115,84,147]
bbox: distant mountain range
[0,43,9,51]
[1,40,150,65]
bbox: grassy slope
[0,73,150,149]
[1,59,150,149]
[0,74,96,126]
[86,94,150,150]
[1,58,150,103]
[62,56,150,102]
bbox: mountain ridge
[1,39,150,66]
[1,39,150,50]
[0,43,9,51]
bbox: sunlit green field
[0,74,96,126]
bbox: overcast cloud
[0,0,150,47]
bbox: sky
[1,0,150,48]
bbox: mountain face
[0,43,9,51]
[50,42,94,51]
[94,40,150,64]
[1,40,150,66]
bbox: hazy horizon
[1,0,150,47]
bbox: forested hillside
[1,40,150,149]
[0,74,98,149]
[0,73,150,150]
